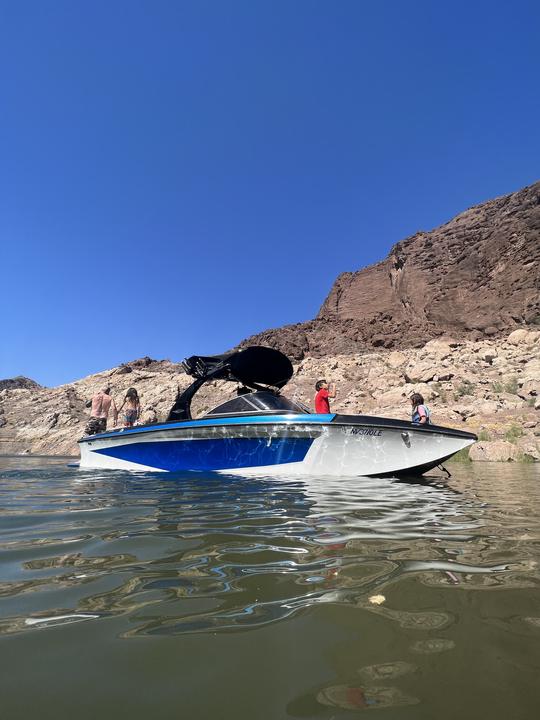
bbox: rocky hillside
[0,330,538,462]
[243,181,540,359]
[1,181,539,462]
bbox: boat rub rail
[78,413,477,444]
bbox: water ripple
[0,461,539,639]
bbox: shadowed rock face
[0,377,42,391]
[242,181,540,360]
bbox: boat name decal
[344,427,382,437]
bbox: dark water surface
[1,457,539,719]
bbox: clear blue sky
[1,0,539,387]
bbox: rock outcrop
[242,181,540,359]
[0,377,42,392]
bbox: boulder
[436,369,456,381]
[452,405,477,420]
[469,441,521,462]
[478,347,498,364]
[387,351,406,368]
[497,393,526,409]
[372,335,393,348]
[131,356,159,368]
[402,383,439,402]
[517,379,539,399]
[422,339,455,359]
[365,366,399,393]
[376,387,408,407]
[516,439,540,461]
[474,400,500,415]
[522,360,540,383]
[507,329,540,346]
[140,407,159,424]
[404,361,438,383]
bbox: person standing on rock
[410,393,431,424]
[314,379,336,414]
[85,387,118,435]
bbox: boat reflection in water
[50,469,498,639]
[2,458,539,719]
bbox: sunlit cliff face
[246,182,540,359]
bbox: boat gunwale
[78,413,477,444]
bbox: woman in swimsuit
[118,387,141,428]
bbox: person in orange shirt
[314,379,336,414]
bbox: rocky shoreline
[1,330,538,463]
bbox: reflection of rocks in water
[144,571,229,598]
[0,617,32,635]
[23,552,137,571]
[78,576,147,613]
[316,683,418,710]
[410,638,456,654]
[0,569,98,599]
[0,578,63,599]
[0,611,101,635]
[1,535,92,551]
[120,591,306,637]
[357,661,416,682]
[347,537,478,563]
[418,570,537,590]
[360,602,454,630]
[305,560,397,590]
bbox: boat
[78,346,477,476]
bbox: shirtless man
[85,387,118,435]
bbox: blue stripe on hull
[94,437,314,472]
[80,414,335,443]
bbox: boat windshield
[205,391,310,417]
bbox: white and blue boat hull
[78,413,476,477]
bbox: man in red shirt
[314,379,336,414]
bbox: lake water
[1,457,539,719]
